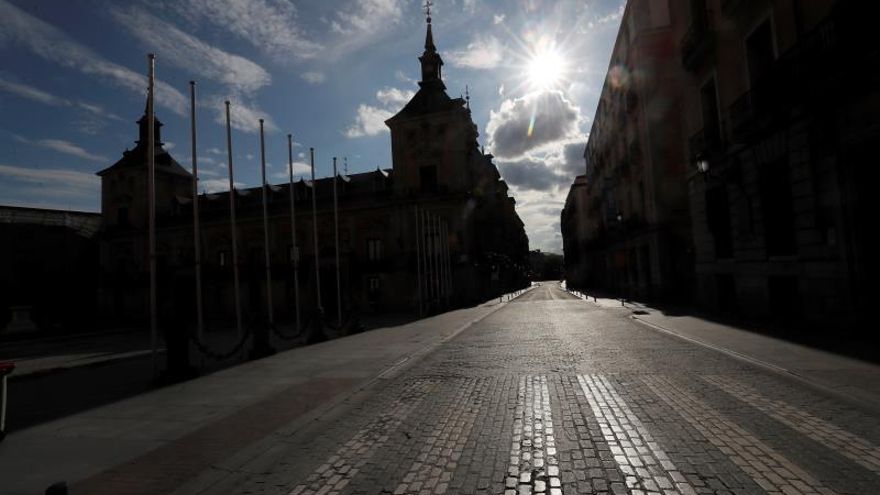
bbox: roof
[385,86,467,124]
[0,205,101,238]
[96,144,191,178]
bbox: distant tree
[528,250,564,281]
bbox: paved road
[148,283,879,495]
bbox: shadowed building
[96,14,529,327]
[563,0,877,328]
[681,0,877,325]
[567,0,694,302]
[561,175,588,288]
[0,206,101,333]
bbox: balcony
[681,6,715,71]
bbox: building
[0,206,101,333]
[96,13,529,328]
[563,0,877,327]
[560,175,588,288]
[567,0,693,302]
[682,0,877,324]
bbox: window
[288,244,299,264]
[367,238,382,261]
[219,250,228,267]
[368,277,380,292]
[420,165,438,193]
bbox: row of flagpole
[414,206,453,316]
[146,54,353,370]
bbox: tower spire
[424,1,435,50]
[418,0,444,88]
[137,92,163,147]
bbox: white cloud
[493,14,505,24]
[495,139,585,193]
[345,86,414,138]
[0,163,100,202]
[301,71,326,84]
[325,0,406,59]
[160,0,321,61]
[486,90,582,159]
[271,161,311,181]
[508,186,566,253]
[448,35,504,70]
[13,135,108,162]
[200,178,243,193]
[395,70,415,85]
[209,96,278,134]
[0,78,66,106]
[346,104,394,138]
[331,0,404,35]
[376,87,413,107]
[112,6,271,95]
[0,0,187,116]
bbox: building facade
[563,0,877,327]
[0,206,101,333]
[569,0,694,302]
[682,0,877,324]
[97,16,529,328]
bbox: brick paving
[39,283,880,495]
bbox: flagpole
[434,214,441,306]
[424,209,432,310]
[189,81,204,344]
[259,119,274,332]
[147,54,157,376]
[310,147,322,313]
[437,214,444,304]
[332,157,342,326]
[225,101,243,344]
[414,206,422,316]
[443,220,452,307]
[287,134,301,332]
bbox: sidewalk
[0,330,154,378]
[0,291,526,495]
[561,283,880,410]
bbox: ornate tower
[385,6,480,196]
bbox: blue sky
[0,0,624,252]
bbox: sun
[526,45,566,91]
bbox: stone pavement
[561,284,880,409]
[2,283,879,495]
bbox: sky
[0,0,624,253]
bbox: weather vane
[465,85,470,109]
[343,156,348,175]
[425,0,433,23]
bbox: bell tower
[419,1,444,89]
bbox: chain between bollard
[189,327,253,361]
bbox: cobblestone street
[167,283,880,495]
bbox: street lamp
[697,156,710,174]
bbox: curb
[629,315,880,413]
[10,349,165,380]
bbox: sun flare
[526,46,566,91]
